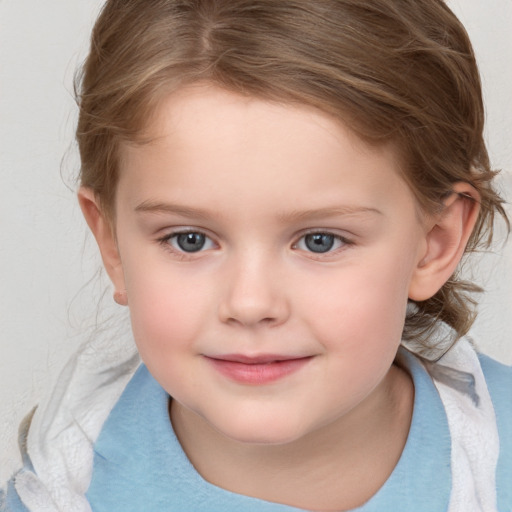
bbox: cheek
[126,278,210,396]
[307,253,414,354]
[123,262,212,361]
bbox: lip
[204,354,313,385]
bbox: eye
[295,232,348,254]
[165,231,215,253]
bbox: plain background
[1,0,511,483]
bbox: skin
[80,85,480,510]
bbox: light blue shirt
[3,351,511,511]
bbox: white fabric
[13,330,498,512]
[425,337,499,512]
[14,328,140,512]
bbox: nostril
[224,315,277,327]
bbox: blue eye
[296,233,346,254]
[167,232,214,253]
[304,233,335,253]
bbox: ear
[408,182,480,301]
[78,187,127,304]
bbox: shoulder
[479,353,512,428]
[1,478,30,512]
[1,409,34,512]
[478,353,512,509]
[479,353,512,393]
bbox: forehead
[140,84,370,152]
[117,85,418,221]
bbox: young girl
[2,1,511,511]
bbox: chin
[212,415,310,446]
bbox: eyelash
[157,229,215,258]
[157,229,354,258]
[292,230,354,258]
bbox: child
[2,0,511,511]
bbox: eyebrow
[277,206,383,223]
[135,200,213,220]
[134,201,382,222]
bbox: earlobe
[77,187,126,296]
[408,182,480,301]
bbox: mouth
[204,354,313,385]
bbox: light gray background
[1,0,511,482]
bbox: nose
[218,253,290,328]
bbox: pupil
[177,233,205,252]
[305,233,334,253]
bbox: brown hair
[76,0,508,354]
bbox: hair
[76,0,508,355]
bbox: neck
[170,363,413,511]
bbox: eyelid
[292,229,354,255]
[157,227,218,255]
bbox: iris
[176,232,206,252]
[304,233,335,253]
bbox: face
[111,85,429,444]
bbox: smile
[204,354,313,385]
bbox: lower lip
[206,357,313,385]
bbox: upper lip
[206,354,311,364]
